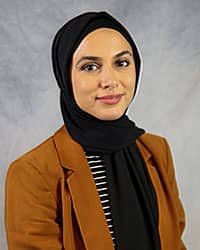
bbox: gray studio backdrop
[1,0,199,249]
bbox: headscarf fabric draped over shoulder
[51,10,161,250]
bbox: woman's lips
[96,94,124,104]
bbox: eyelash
[80,59,130,72]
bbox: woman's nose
[100,66,118,88]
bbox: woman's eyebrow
[76,50,133,66]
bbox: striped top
[84,151,116,248]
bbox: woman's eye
[80,60,129,72]
[116,59,130,67]
[81,63,99,72]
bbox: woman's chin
[92,110,124,121]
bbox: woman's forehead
[80,27,129,44]
[72,28,133,58]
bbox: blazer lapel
[53,124,153,250]
[54,125,115,249]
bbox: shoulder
[9,135,54,168]
[5,129,63,216]
[138,131,167,150]
[137,131,172,167]
[7,126,63,181]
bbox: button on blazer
[5,124,186,249]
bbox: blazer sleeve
[163,138,187,250]
[5,159,63,250]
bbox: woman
[5,11,186,250]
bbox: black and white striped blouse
[84,151,116,248]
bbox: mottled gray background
[1,0,199,249]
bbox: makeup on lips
[96,94,124,104]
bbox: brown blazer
[5,124,186,250]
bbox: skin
[70,27,136,121]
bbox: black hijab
[51,11,161,250]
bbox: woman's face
[70,27,136,120]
